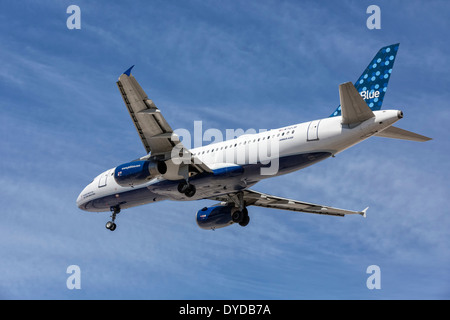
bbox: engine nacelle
[114,160,167,187]
[196,205,238,230]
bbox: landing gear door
[307,120,321,141]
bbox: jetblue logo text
[360,90,380,100]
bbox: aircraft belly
[149,151,332,199]
[148,174,249,201]
[82,187,165,212]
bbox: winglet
[123,65,135,76]
[360,207,369,218]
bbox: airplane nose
[76,184,91,211]
[76,191,85,210]
[76,192,83,208]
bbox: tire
[239,214,250,227]
[232,210,243,223]
[178,181,189,193]
[185,184,196,197]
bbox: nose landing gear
[106,205,120,231]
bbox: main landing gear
[106,205,120,231]
[226,191,250,227]
[231,207,250,227]
[177,180,196,197]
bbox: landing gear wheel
[178,181,189,193]
[178,181,196,197]
[239,214,250,227]
[238,208,250,227]
[106,221,117,231]
[232,210,244,223]
[185,184,196,197]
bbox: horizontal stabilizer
[375,126,432,142]
[339,82,375,125]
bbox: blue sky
[0,0,449,299]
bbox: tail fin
[330,43,400,117]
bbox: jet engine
[196,205,250,230]
[114,160,167,187]
[196,205,237,230]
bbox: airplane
[76,43,431,231]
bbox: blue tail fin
[330,43,400,117]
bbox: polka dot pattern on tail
[330,43,400,118]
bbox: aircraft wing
[209,189,368,217]
[116,66,212,173]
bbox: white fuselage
[76,110,401,212]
